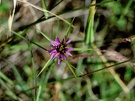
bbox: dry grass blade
[104,50,135,67]
[8,0,16,36]
[17,0,75,28]
[8,15,12,32]
[92,44,130,94]
[115,78,135,100]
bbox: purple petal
[66,48,74,51]
[50,40,56,45]
[50,52,59,60]
[58,57,61,64]
[53,52,60,59]
[50,40,60,46]
[60,54,67,60]
[56,37,61,43]
[65,51,72,56]
[48,49,54,53]
[50,53,56,60]
[51,45,57,48]
[48,48,56,53]
[50,50,57,54]
[65,39,72,45]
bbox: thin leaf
[0,79,19,100]
[36,85,42,101]
[4,59,29,91]
[0,71,14,85]
[86,0,96,44]
[65,18,75,37]
[37,59,52,77]
[12,30,28,41]
[37,28,50,41]
[42,0,48,19]
[8,15,12,32]
[65,61,77,78]
[74,48,93,51]
[8,0,16,35]
[12,30,48,51]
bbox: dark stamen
[57,44,65,53]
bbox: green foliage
[0,0,135,100]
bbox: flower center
[57,44,65,53]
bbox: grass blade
[74,48,93,51]
[86,0,96,44]
[0,71,14,85]
[42,0,48,19]
[65,18,75,37]
[37,28,50,41]
[65,61,77,78]
[36,85,42,101]
[37,59,52,77]
[0,79,19,100]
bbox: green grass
[0,0,135,100]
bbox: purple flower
[48,36,74,64]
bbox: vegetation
[0,0,135,101]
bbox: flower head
[48,36,74,64]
